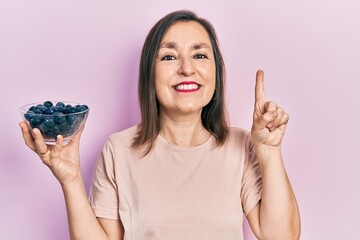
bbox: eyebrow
[159,42,211,50]
[159,41,177,49]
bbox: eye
[194,54,208,59]
[161,55,176,61]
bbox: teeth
[175,84,199,90]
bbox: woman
[20,10,300,240]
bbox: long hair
[132,10,229,155]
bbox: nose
[177,56,195,77]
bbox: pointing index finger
[255,70,265,102]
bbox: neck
[159,111,211,147]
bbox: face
[155,21,216,118]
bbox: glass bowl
[20,101,89,145]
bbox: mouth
[173,81,201,92]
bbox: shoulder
[228,127,251,142]
[221,127,253,151]
[106,125,139,149]
[98,125,142,162]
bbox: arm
[62,175,124,240]
[246,70,301,239]
[19,122,123,240]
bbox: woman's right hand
[19,121,85,186]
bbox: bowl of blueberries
[20,101,89,145]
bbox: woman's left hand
[248,70,301,239]
[251,70,289,150]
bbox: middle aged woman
[20,10,301,240]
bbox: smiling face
[155,21,216,119]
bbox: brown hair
[132,10,229,155]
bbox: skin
[19,21,300,239]
[247,70,301,239]
[155,21,216,146]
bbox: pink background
[1,1,359,239]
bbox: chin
[177,105,204,114]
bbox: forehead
[161,21,212,45]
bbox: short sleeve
[88,139,120,220]
[241,134,263,216]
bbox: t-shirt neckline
[157,134,214,152]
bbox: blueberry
[59,121,70,130]
[30,115,44,127]
[32,105,43,113]
[74,105,81,112]
[44,101,53,107]
[66,107,76,114]
[59,122,71,136]
[38,105,47,113]
[54,112,66,123]
[45,131,57,139]
[56,102,65,108]
[75,105,88,113]
[44,107,55,115]
[50,125,60,135]
[34,109,43,114]
[57,107,67,113]
[24,111,35,121]
[38,122,50,133]
[44,117,56,127]
[50,106,59,113]
[55,106,64,113]
[31,106,40,112]
[67,114,77,124]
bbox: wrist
[254,145,283,167]
[60,173,85,193]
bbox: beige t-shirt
[89,126,262,240]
